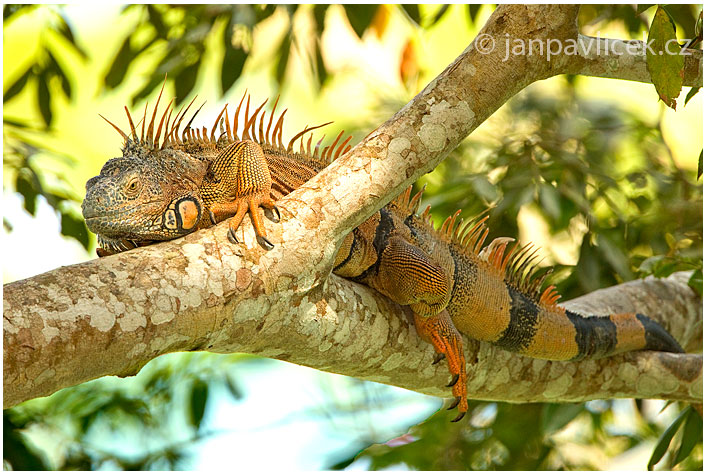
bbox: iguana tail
[436,216,685,360]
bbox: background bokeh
[3,4,702,470]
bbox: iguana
[82,87,685,421]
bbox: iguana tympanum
[82,88,684,421]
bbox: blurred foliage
[4,353,245,470]
[339,400,702,470]
[3,3,703,472]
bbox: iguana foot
[208,193,279,250]
[413,311,468,422]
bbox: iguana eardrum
[82,88,685,421]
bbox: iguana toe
[451,411,467,423]
[447,396,461,410]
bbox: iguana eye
[125,177,140,195]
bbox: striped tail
[494,285,684,360]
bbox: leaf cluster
[3,353,246,470]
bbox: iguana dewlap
[82,89,684,421]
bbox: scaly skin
[83,90,685,421]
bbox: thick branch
[562,35,703,87]
[3,5,702,409]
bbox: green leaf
[37,71,52,127]
[401,5,420,25]
[47,50,72,99]
[647,407,690,470]
[146,5,168,38]
[224,375,243,400]
[189,380,208,430]
[684,86,700,106]
[56,14,88,59]
[541,403,584,435]
[131,75,164,107]
[636,4,655,15]
[467,4,483,23]
[674,407,702,466]
[3,4,34,22]
[3,65,33,103]
[104,36,134,89]
[221,23,247,95]
[15,169,40,216]
[687,269,702,296]
[539,184,561,221]
[343,5,379,39]
[430,5,450,26]
[697,150,702,179]
[175,60,200,105]
[312,4,327,35]
[312,41,328,87]
[61,211,90,250]
[646,6,685,110]
[275,30,292,85]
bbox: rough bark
[4,4,703,408]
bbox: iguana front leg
[200,140,280,249]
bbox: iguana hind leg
[201,140,279,249]
[367,234,469,421]
[413,311,468,421]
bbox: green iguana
[82,87,684,421]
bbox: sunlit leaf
[16,169,39,216]
[275,30,292,85]
[56,14,88,59]
[61,211,90,250]
[189,380,208,430]
[401,5,420,25]
[225,375,243,400]
[697,150,703,179]
[540,403,584,435]
[221,23,247,95]
[104,36,134,89]
[175,61,200,105]
[431,5,450,26]
[312,4,327,34]
[636,4,655,15]
[684,86,700,106]
[3,65,33,103]
[146,5,167,37]
[647,407,690,470]
[343,5,379,39]
[37,70,52,126]
[674,407,702,465]
[47,50,72,99]
[687,269,702,296]
[3,4,34,21]
[646,6,685,109]
[467,4,483,24]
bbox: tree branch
[563,35,703,88]
[3,5,702,408]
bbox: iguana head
[82,140,207,254]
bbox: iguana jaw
[83,196,202,243]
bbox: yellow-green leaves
[646,6,685,110]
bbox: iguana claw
[227,227,239,244]
[265,206,280,223]
[446,374,459,387]
[257,235,274,251]
[433,352,446,365]
[447,396,461,410]
[451,411,467,423]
